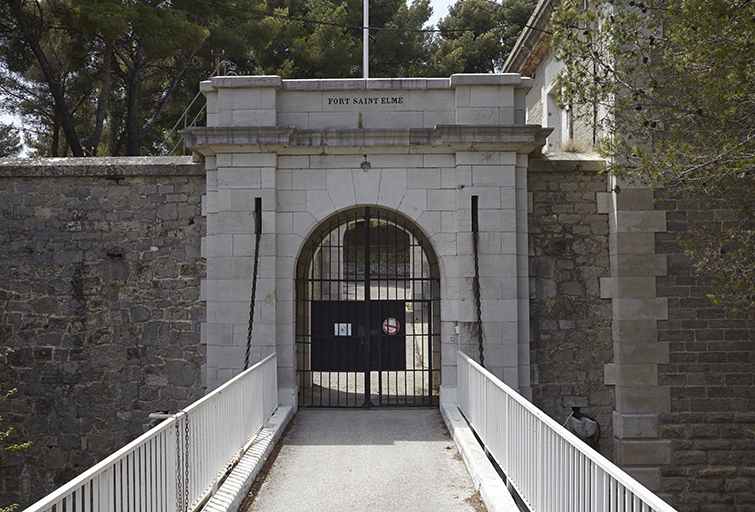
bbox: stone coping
[528,152,605,173]
[185,125,551,155]
[200,73,533,92]
[0,156,204,177]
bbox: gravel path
[245,408,485,512]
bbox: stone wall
[654,191,755,512]
[527,157,615,459]
[0,157,206,508]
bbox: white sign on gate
[335,323,352,336]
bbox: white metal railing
[25,354,278,512]
[457,351,677,512]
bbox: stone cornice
[184,125,552,156]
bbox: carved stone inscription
[326,96,405,106]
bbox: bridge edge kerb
[440,403,521,512]
[201,405,295,512]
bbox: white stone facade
[186,75,550,405]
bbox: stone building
[0,64,753,512]
[503,1,755,510]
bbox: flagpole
[363,0,369,78]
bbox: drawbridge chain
[472,196,484,368]
[175,411,190,512]
[245,198,263,371]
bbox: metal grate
[296,207,440,408]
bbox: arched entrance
[296,207,440,407]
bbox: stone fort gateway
[1,74,754,509]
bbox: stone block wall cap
[0,156,203,177]
[281,77,452,91]
[528,152,604,173]
[450,73,525,86]
[210,75,283,88]
[202,74,534,91]
[282,78,367,91]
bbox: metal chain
[175,411,190,512]
[472,230,484,368]
[184,412,190,511]
[244,208,262,371]
[175,417,182,512]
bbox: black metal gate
[296,207,440,407]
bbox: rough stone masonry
[0,157,205,507]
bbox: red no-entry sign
[382,317,399,335]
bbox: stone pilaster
[599,182,670,493]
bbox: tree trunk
[124,42,144,156]
[51,117,59,157]
[7,0,84,157]
[87,43,112,156]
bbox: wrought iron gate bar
[296,208,440,408]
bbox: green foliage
[433,0,535,74]
[0,0,271,156]
[1,0,536,155]
[1,388,31,512]
[255,0,434,78]
[552,0,755,315]
[0,125,22,157]
[0,389,31,453]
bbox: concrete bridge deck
[239,409,486,512]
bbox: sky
[428,0,457,26]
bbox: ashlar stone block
[469,85,514,107]
[613,339,669,365]
[615,440,672,466]
[277,91,324,113]
[277,190,307,212]
[615,385,671,414]
[376,169,408,209]
[609,253,667,277]
[604,363,658,386]
[427,189,456,210]
[305,190,337,222]
[326,169,356,210]
[624,468,662,493]
[456,107,498,125]
[608,232,656,255]
[613,411,660,439]
[407,167,442,190]
[613,297,668,321]
[609,210,667,233]
[409,89,455,111]
[293,168,327,190]
[398,188,427,219]
[423,110,455,127]
[217,168,261,190]
[232,109,275,126]
[600,276,657,299]
[352,168,381,205]
[292,211,318,239]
